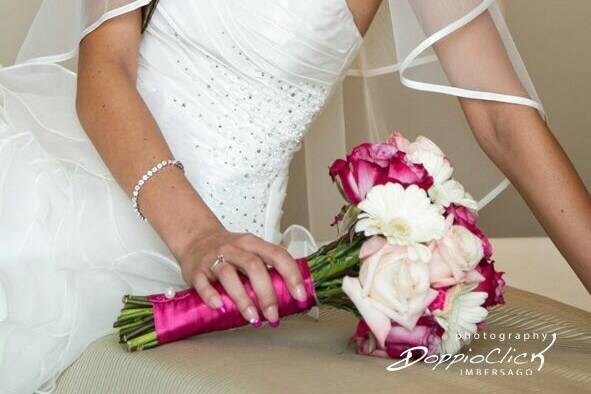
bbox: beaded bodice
[136,0,362,241]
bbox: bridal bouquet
[114,132,505,359]
[331,133,505,358]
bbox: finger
[238,234,307,303]
[192,272,224,310]
[222,245,279,325]
[210,256,261,326]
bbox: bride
[1,0,590,392]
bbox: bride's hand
[175,228,308,327]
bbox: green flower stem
[122,303,149,311]
[114,300,157,349]
[315,287,343,299]
[137,340,159,351]
[117,316,154,337]
[118,308,152,317]
[308,233,364,310]
[123,322,156,343]
[122,296,151,306]
[114,308,152,322]
[310,244,361,282]
[124,295,150,302]
[127,331,158,352]
[115,314,152,331]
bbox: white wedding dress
[0,0,545,392]
[0,0,362,392]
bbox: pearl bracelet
[132,159,185,221]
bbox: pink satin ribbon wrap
[148,258,316,345]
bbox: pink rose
[329,143,398,204]
[349,143,399,167]
[387,152,434,191]
[477,321,486,332]
[329,137,440,205]
[428,288,448,312]
[353,317,443,359]
[446,204,478,230]
[475,261,506,307]
[428,220,485,288]
[479,234,493,260]
[446,204,493,259]
[385,317,443,359]
[353,320,389,358]
[329,159,364,204]
[385,132,411,152]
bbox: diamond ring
[210,254,226,272]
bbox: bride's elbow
[75,78,101,129]
[75,81,90,123]
[75,60,105,125]
[464,99,546,158]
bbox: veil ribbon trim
[346,0,546,211]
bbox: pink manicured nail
[269,320,280,328]
[264,305,279,324]
[210,295,224,309]
[244,306,259,324]
[251,320,262,328]
[294,285,307,302]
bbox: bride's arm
[429,11,591,292]
[76,11,306,325]
[76,12,217,261]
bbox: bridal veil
[14,0,545,241]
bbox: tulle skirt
[0,62,189,393]
[0,63,316,393]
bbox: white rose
[407,136,445,157]
[429,221,485,288]
[428,179,478,210]
[342,238,438,346]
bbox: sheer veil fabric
[304,0,545,240]
[1,0,544,392]
[16,0,152,64]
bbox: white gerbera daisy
[355,183,446,262]
[407,149,453,185]
[433,285,488,355]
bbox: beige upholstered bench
[56,239,591,393]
